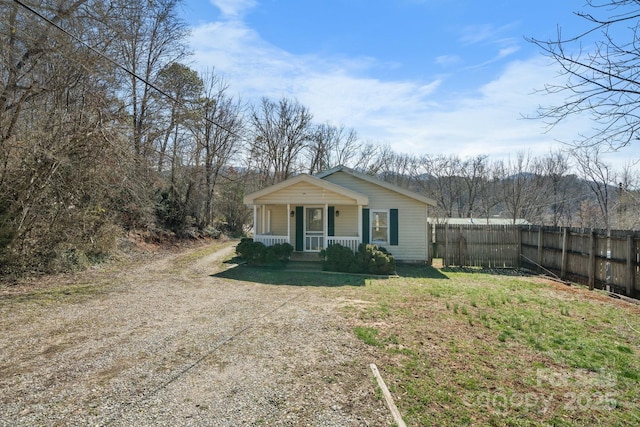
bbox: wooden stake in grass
[370,363,407,427]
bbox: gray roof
[428,218,531,225]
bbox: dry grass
[0,240,390,426]
[2,244,639,426]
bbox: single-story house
[243,165,437,262]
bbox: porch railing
[254,235,289,246]
[254,235,361,252]
[327,236,360,252]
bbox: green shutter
[390,208,399,246]
[328,206,335,236]
[295,206,304,251]
[362,208,370,244]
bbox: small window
[371,210,388,244]
[306,207,323,232]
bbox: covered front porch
[252,203,362,253]
[243,174,369,253]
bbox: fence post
[516,225,522,269]
[537,226,543,273]
[627,235,634,296]
[458,225,464,267]
[427,222,432,266]
[588,230,596,291]
[561,227,569,280]
[444,224,449,268]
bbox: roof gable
[315,165,436,206]
[243,174,369,205]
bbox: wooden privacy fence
[432,224,521,268]
[521,226,640,297]
[430,223,640,298]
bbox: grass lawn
[224,262,640,426]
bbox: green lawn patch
[334,268,640,426]
[213,264,368,287]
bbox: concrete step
[289,252,323,262]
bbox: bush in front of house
[236,238,266,264]
[236,238,293,266]
[320,243,359,273]
[265,242,294,264]
[355,243,396,275]
[320,243,396,274]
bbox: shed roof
[428,218,531,225]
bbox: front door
[305,207,324,251]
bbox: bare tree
[495,153,546,224]
[376,151,418,189]
[528,1,640,150]
[570,145,616,229]
[306,123,359,174]
[352,142,384,175]
[196,70,244,227]
[616,163,640,229]
[476,160,502,220]
[414,154,464,218]
[459,155,489,218]
[537,150,572,226]
[248,97,313,186]
[109,0,189,164]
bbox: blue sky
[181,0,637,168]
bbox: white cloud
[189,17,637,168]
[459,23,518,46]
[209,0,257,19]
[435,54,462,67]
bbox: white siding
[254,205,289,237]
[333,205,358,237]
[323,172,428,261]
[268,204,288,236]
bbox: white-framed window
[370,209,389,244]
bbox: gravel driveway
[0,242,390,426]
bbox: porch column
[267,209,271,234]
[324,203,328,249]
[253,205,258,236]
[358,205,363,243]
[287,203,291,245]
[261,205,265,234]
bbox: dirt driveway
[0,241,390,426]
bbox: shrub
[355,243,396,275]
[264,243,293,264]
[270,243,293,260]
[236,239,292,266]
[235,238,266,264]
[320,243,359,273]
[320,243,396,274]
[236,237,254,259]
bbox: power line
[11,0,242,139]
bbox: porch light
[335,210,340,217]
[290,210,295,217]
